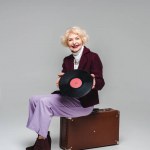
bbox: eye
[68,38,72,41]
[75,37,80,40]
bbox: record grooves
[59,70,93,98]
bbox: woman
[26,26,105,150]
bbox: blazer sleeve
[91,53,105,90]
[61,57,67,73]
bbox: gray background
[0,0,150,149]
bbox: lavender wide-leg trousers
[26,94,93,138]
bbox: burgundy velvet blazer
[52,46,105,108]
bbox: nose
[73,39,76,44]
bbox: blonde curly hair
[61,26,89,47]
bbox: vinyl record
[59,70,93,98]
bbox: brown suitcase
[59,108,120,150]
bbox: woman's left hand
[56,72,65,87]
[91,74,96,89]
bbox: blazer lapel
[67,55,74,71]
[78,46,90,70]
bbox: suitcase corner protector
[115,140,119,145]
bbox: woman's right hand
[56,72,64,87]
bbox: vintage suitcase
[59,108,120,150]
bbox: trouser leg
[26,94,93,138]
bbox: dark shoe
[26,144,34,150]
[47,131,51,147]
[33,138,50,150]
[26,131,51,150]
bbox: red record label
[70,78,82,88]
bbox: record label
[70,78,82,88]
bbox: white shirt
[72,46,84,69]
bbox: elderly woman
[26,26,105,150]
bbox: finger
[58,72,65,77]
[90,74,95,78]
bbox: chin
[72,48,80,52]
[72,50,79,53]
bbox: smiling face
[67,33,83,53]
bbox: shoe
[47,131,51,148]
[26,131,51,150]
[33,138,50,150]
